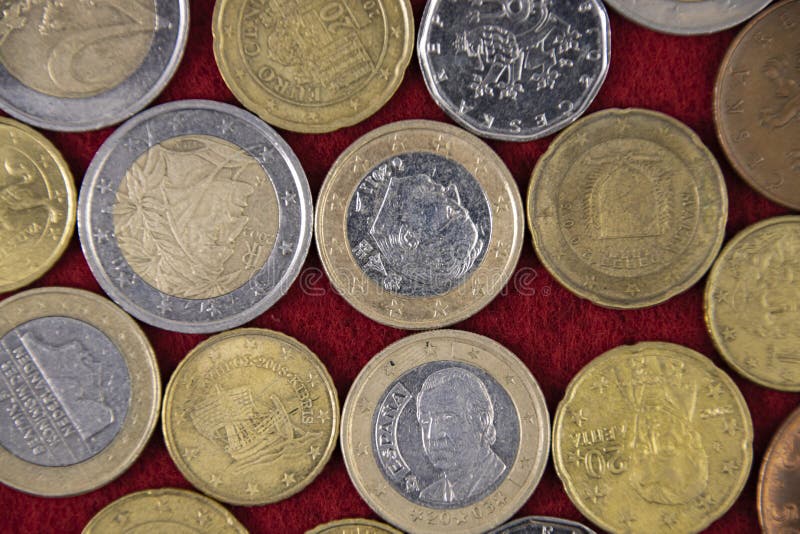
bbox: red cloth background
[1,1,797,532]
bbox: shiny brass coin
[527,108,728,309]
[0,287,161,496]
[316,120,524,329]
[341,330,550,534]
[306,518,402,534]
[714,0,800,210]
[705,216,800,391]
[0,118,75,293]
[83,487,248,533]
[553,342,754,534]
[758,405,800,533]
[162,328,339,506]
[213,0,414,133]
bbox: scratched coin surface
[0,0,188,131]
[213,0,414,133]
[553,342,753,534]
[714,0,800,210]
[162,328,339,506]
[418,0,610,141]
[316,120,524,329]
[0,287,160,496]
[82,488,248,533]
[486,515,596,534]
[306,518,402,534]
[758,405,800,534]
[341,330,549,534]
[78,100,312,334]
[0,118,75,293]
[527,108,728,309]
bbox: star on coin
[317,409,329,424]
[281,472,296,487]
[245,482,260,496]
[113,511,131,525]
[209,474,223,487]
[308,445,321,461]
[282,190,297,206]
[183,447,200,461]
[279,241,294,255]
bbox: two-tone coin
[341,330,550,534]
[486,516,596,534]
[418,0,610,141]
[78,100,312,334]
[0,287,160,496]
[316,120,524,329]
[758,405,800,534]
[306,518,402,534]
[527,108,728,309]
[0,0,188,131]
[553,342,753,534]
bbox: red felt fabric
[0,1,797,533]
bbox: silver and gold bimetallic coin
[306,518,402,534]
[486,516,596,534]
[0,287,160,496]
[341,330,550,534]
[316,120,524,329]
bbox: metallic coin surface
[306,518,402,534]
[213,0,414,133]
[78,100,312,334]
[706,216,800,391]
[527,108,728,309]
[418,0,610,141]
[82,487,248,533]
[0,0,188,132]
[486,515,596,534]
[341,330,550,534]
[0,118,75,293]
[553,342,753,534]
[714,0,800,210]
[316,120,524,329]
[0,287,160,496]
[758,405,800,534]
[162,328,339,506]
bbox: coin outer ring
[341,330,550,534]
[757,405,800,532]
[162,328,340,506]
[306,518,403,534]
[212,0,414,134]
[704,215,800,392]
[0,287,161,497]
[316,120,524,329]
[0,118,76,293]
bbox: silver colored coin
[0,0,188,132]
[418,0,610,141]
[487,516,597,534]
[78,100,312,334]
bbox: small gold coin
[306,518,401,534]
[162,328,339,506]
[82,487,248,533]
[0,118,75,293]
[213,0,414,133]
[527,108,728,309]
[705,216,800,391]
[758,405,800,534]
[316,120,524,329]
[553,342,753,534]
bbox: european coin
[316,120,524,329]
[527,108,728,309]
[212,0,414,133]
[705,216,800,391]
[162,328,339,506]
[0,118,75,293]
[553,342,754,534]
[82,487,248,533]
[341,330,550,534]
[486,516,596,534]
[0,287,160,497]
[758,405,800,534]
[714,0,800,210]
[78,100,312,334]
[418,0,610,141]
[0,0,188,132]
[306,518,402,534]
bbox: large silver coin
[487,516,596,534]
[0,0,188,132]
[418,0,610,141]
[78,100,312,334]
[604,0,772,35]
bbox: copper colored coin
[759,405,800,533]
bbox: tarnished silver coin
[487,516,596,534]
[0,0,188,132]
[78,100,312,334]
[418,0,610,141]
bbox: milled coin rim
[757,404,800,532]
[306,518,403,534]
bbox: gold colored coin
[553,342,753,534]
[0,118,75,293]
[705,216,800,391]
[341,330,550,534]
[758,405,800,534]
[213,0,414,133]
[527,108,728,309]
[83,487,248,533]
[306,518,402,534]
[162,328,339,506]
[316,120,524,329]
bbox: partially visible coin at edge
[486,515,596,534]
[306,518,402,534]
[758,405,800,534]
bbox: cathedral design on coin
[758,405,800,534]
[78,100,312,333]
